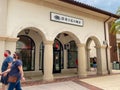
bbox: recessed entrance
[16,35,35,71]
[53,39,63,73]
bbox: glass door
[53,39,63,73]
[53,50,61,73]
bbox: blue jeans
[8,80,22,90]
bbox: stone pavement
[80,74,120,90]
[23,81,89,90]
[21,70,120,90]
[1,70,120,90]
[22,73,120,90]
[20,76,101,90]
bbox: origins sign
[50,12,83,26]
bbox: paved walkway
[22,73,120,90]
[81,74,120,90]
[1,70,120,90]
[23,81,89,90]
[21,70,120,90]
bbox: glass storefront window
[16,35,35,71]
[68,41,78,68]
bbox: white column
[107,46,112,74]
[97,45,108,75]
[64,50,67,70]
[35,45,39,71]
[86,48,91,71]
[43,41,53,81]
[77,44,87,78]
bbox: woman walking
[1,52,25,90]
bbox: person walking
[1,52,25,90]
[8,52,25,90]
[93,57,97,71]
[0,50,13,90]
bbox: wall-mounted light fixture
[25,29,30,34]
[64,43,70,50]
[103,40,107,45]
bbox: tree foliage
[116,7,120,15]
[110,7,120,35]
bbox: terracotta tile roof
[60,0,120,18]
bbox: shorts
[0,75,8,85]
[93,64,97,68]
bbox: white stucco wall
[7,0,105,45]
[0,0,7,36]
[90,40,96,57]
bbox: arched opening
[53,32,80,75]
[53,39,63,73]
[16,35,35,71]
[16,27,46,78]
[86,36,101,75]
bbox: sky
[75,0,120,14]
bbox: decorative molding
[77,43,86,47]
[100,45,107,48]
[44,41,54,45]
[107,45,112,49]
[0,36,19,42]
[0,36,7,41]
[6,37,19,42]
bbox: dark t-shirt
[9,60,22,80]
[1,56,13,72]
[93,60,96,64]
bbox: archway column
[86,48,91,71]
[43,41,54,81]
[35,45,40,71]
[107,45,112,74]
[96,45,108,75]
[77,43,87,78]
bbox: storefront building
[0,0,119,81]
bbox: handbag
[8,76,18,83]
